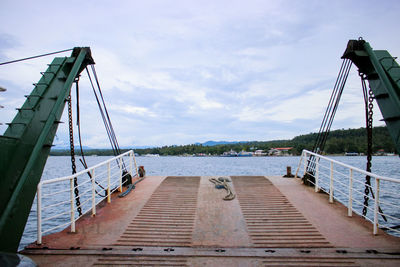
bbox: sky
[1,0,400,148]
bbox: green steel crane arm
[0,47,94,252]
[342,39,400,154]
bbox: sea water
[19,155,400,251]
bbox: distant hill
[49,126,396,156]
[195,141,250,146]
[133,126,395,156]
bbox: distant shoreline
[50,126,396,157]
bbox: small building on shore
[268,147,293,156]
[254,150,267,156]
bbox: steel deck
[23,176,400,266]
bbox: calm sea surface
[19,155,400,251]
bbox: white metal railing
[36,150,138,244]
[296,149,400,235]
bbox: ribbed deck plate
[232,176,332,248]
[116,176,200,247]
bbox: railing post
[329,161,334,203]
[119,157,123,192]
[373,178,380,235]
[129,151,133,179]
[295,150,304,178]
[37,184,42,245]
[315,158,319,192]
[303,151,307,176]
[107,162,111,203]
[92,169,96,216]
[70,178,75,232]
[133,151,139,177]
[348,169,353,217]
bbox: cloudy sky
[1,0,399,148]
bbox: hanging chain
[359,74,387,221]
[68,84,82,216]
[360,74,373,216]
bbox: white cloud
[111,105,157,118]
[1,0,400,146]
[235,89,331,123]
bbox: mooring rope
[209,177,235,201]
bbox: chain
[361,74,373,216]
[68,88,82,216]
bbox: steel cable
[85,66,129,177]
[0,49,73,66]
[305,59,352,180]
[73,77,107,197]
[90,65,122,156]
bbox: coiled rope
[209,177,235,201]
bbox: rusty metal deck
[23,176,400,266]
[232,176,331,248]
[117,176,200,247]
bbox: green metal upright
[342,39,400,154]
[0,48,94,252]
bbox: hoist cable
[313,59,348,151]
[85,66,128,173]
[322,59,351,138]
[305,59,352,180]
[73,77,107,197]
[319,59,352,150]
[90,65,122,155]
[85,67,119,157]
[90,66,118,153]
[313,59,352,152]
[86,67,119,157]
[0,48,73,66]
[92,65,122,157]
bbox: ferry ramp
[23,176,400,266]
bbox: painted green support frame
[0,48,94,252]
[342,39,400,154]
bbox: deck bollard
[138,166,146,177]
[284,166,294,177]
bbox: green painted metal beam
[342,39,400,154]
[0,47,94,252]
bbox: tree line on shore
[50,126,396,156]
